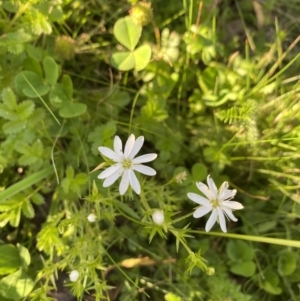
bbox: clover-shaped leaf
[111,52,135,71]
[111,45,151,71]
[15,71,50,98]
[113,17,142,50]
[133,44,151,71]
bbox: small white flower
[69,270,79,282]
[152,210,164,225]
[187,175,244,233]
[98,134,157,195]
[87,213,96,223]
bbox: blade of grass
[189,230,300,248]
[0,166,54,201]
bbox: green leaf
[61,74,73,99]
[17,100,35,120]
[17,244,31,270]
[0,29,31,54]
[226,240,254,261]
[260,281,282,295]
[26,44,43,61]
[3,1,18,13]
[0,88,17,116]
[29,8,52,35]
[111,52,135,71]
[22,56,43,77]
[18,140,44,168]
[10,207,21,227]
[0,89,35,134]
[259,268,282,295]
[2,120,27,134]
[49,6,64,22]
[113,16,142,50]
[37,223,65,255]
[59,102,87,118]
[0,166,53,202]
[191,163,207,182]
[0,244,20,275]
[133,44,151,71]
[21,199,35,218]
[49,83,70,107]
[278,251,298,276]
[15,71,50,98]
[43,56,59,85]
[61,166,88,195]
[114,200,140,219]
[66,166,74,179]
[230,261,256,277]
[0,269,34,299]
[88,121,117,155]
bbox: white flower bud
[87,213,96,223]
[69,270,79,282]
[152,210,164,225]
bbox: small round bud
[54,35,75,60]
[69,270,79,282]
[206,267,215,276]
[87,214,96,223]
[152,210,164,225]
[129,2,153,26]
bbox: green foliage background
[0,0,300,300]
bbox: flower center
[210,199,219,208]
[122,159,132,169]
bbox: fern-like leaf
[0,29,32,54]
[0,88,35,134]
[215,100,258,142]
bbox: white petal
[221,207,238,222]
[132,153,157,164]
[207,175,218,199]
[187,193,210,206]
[103,168,123,187]
[205,209,218,232]
[196,181,215,200]
[97,163,122,179]
[129,136,144,159]
[114,136,123,158]
[119,169,130,195]
[218,182,236,201]
[98,147,121,162]
[128,170,141,194]
[132,164,156,176]
[124,134,135,158]
[193,206,212,218]
[217,181,229,200]
[222,201,244,210]
[217,207,227,232]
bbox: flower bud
[206,267,215,276]
[69,270,79,282]
[152,210,164,225]
[55,35,75,60]
[129,2,152,26]
[87,213,96,223]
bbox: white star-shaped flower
[187,175,244,232]
[98,134,157,195]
